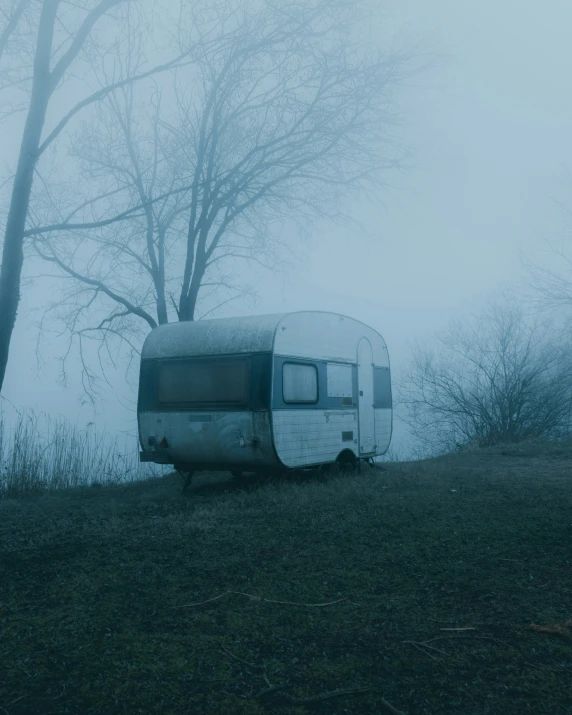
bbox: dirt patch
[1,451,571,714]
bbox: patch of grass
[1,451,571,714]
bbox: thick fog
[2,0,572,456]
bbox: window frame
[282,361,319,405]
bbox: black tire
[335,450,358,473]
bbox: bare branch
[49,0,124,88]
[0,0,28,64]
[24,207,146,237]
[38,51,195,156]
[34,240,157,329]
[23,182,195,237]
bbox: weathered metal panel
[272,409,358,468]
[138,410,277,468]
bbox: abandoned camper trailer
[138,312,392,481]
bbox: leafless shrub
[399,301,572,456]
[376,446,404,463]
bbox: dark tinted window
[138,360,158,411]
[373,367,392,408]
[158,358,250,407]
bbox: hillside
[1,444,571,714]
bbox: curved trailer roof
[142,313,285,359]
[141,311,389,367]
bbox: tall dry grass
[0,410,155,497]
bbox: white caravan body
[137,311,392,471]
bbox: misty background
[2,0,572,459]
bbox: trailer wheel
[335,450,358,473]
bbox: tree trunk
[178,296,196,322]
[156,293,169,325]
[178,261,204,322]
[0,113,48,391]
[154,264,168,324]
[0,1,56,392]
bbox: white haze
[3,0,572,456]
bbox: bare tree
[399,301,572,455]
[30,0,413,392]
[0,0,195,392]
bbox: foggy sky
[3,0,572,456]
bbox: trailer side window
[283,363,318,404]
[326,363,353,398]
[158,358,250,408]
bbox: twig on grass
[235,591,347,607]
[175,590,347,608]
[219,640,374,708]
[280,686,372,705]
[403,640,448,658]
[257,684,375,706]
[422,635,518,650]
[255,683,288,699]
[220,638,283,698]
[220,640,258,669]
[404,641,438,660]
[175,592,229,607]
[411,633,569,673]
[404,633,524,661]
[493,558,522,562]
[379,697,408,715]
[528,620,571,637]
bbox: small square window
[283,363,318,404]
[326,363,353,397]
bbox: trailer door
[357,338,375,455]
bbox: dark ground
[1,442,571,714]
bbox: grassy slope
[1,445,571,715]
